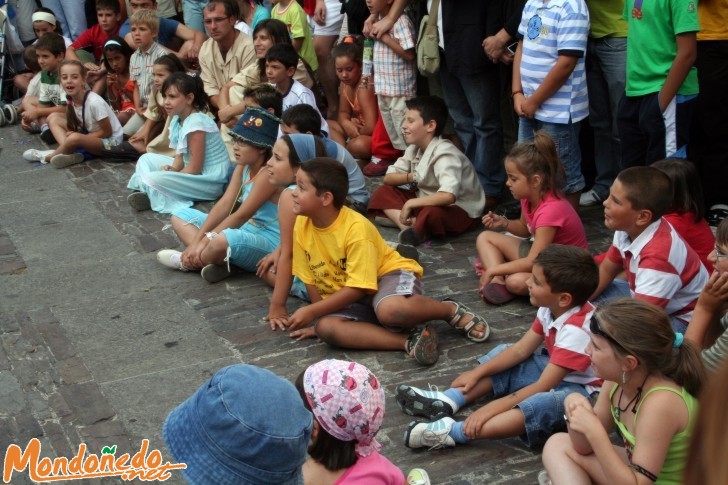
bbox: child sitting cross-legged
[397,244,602,450]
[368,95,486,246]
[285,158,491,365]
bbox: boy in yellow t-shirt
[287,158,491,366]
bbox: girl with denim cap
[295,359,405,484]
[156,107,284,283]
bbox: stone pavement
[0,123,613,484]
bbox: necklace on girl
[615,374,650,421]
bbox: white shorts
[308,0,344,37]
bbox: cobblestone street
[0,123,612,484]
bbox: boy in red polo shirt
[66,0,123,92]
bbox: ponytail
[595,298,706,397]
[506,130,565,197]
[60,59,88,133]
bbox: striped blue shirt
[518,0,590,124]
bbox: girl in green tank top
[540,298,706,485]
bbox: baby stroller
[0,0,20,126]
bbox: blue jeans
[439,58,504,197]
[182,0,208,32]
[477,344,593,448]
[587,36,627,198]
[40,0,87,41]
[518,118,585,194]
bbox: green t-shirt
[272,1,318,71]
[623,0,699,96]
[586,0,628,38]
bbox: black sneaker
[100,141,141,162]
[39,129,57,145]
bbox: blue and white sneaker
[404,417,456,449]
[396,384,456,420]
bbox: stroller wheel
[4,105,17,124]
[0,108,6,127]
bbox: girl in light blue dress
[127,72,230,214]
[155,108,284,283]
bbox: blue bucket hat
[229,107,281,149]
[163,364,313,485]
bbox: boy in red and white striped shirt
[396,245,602,450]
[594,166,708,332]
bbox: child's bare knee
[375,300,410,327]
[315,317,345,345]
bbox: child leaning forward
[397,245,602,450]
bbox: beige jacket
[386,137,486,218]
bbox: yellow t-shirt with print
[292,206,423,299]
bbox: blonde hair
[595,298,706,397]
[130,9,159,34]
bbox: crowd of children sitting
[6,0,728,482]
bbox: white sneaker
[404,417,456,449]
[156,250,188,271]
[406,468,431,485]
[200,263,231,283]
[23,149,54,163]
[579,189,603,207]
[50,153,84,168]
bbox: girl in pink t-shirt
[475,131,588,305]
[296,360,405,485]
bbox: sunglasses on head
[590,314,629,353]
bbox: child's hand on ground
[287,307,315,331]
[290,326,317,341]
[265,303,290,330]
[462,404,495,439]
[451,369,481,394]
[482,211,508,230]
[255,253,277,277]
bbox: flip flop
[443,298,490,342]
[481,283,516,305]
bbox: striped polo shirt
[518,0,590,124]
[532,302,602,394]
[129,42,167,106]
[606,218,709,324]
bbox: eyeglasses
[203,16,231,25]
[590,314,630,354]
[715,245,728,261]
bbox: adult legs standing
[582,36,626,205]
[439,55,504,199]
[689,40,728,210]
[40,0,87,41]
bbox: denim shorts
[477,344,593,448]
[172,208,278,273]
[321,270,423,330]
